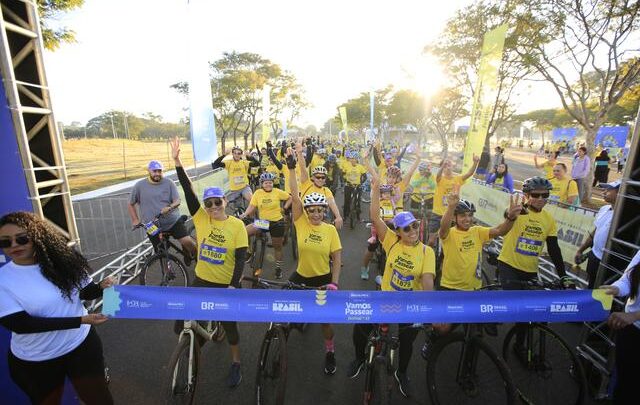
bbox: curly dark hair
[0,211,90,301]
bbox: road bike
[248,219,285,279]
[134,212,192,287]
[365,222,386,290]
[425,293,517,404]
[501,278,588,405]
[165,320,226,405]
[407,192,435,245]
[242,275,319,405]
[347,184,363,229]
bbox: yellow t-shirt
[192,209,249,284]
[337,157,348,172]
[249,188,290,222]
[498,209,558,273]
[390,182,408,211]
[549,177,579,204]
[440,226,491,291]
[309,156,325,173]
[378,162,391,184]
[542,160,555,179]
[225,159,250,191]
[343,163,367,186]
[380,199,396,222]
[381,229,435,291]
[300,180,335,200]
[433,175,465,216]
[294,215,342,278]
[282,166,302,193]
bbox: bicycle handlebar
[241,275,325,290]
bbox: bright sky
[43,0,559,128]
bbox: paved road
[94,189,597,405]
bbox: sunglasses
[306,207,325,214]
[529,192,550,199]
[204,198,224,208]
[400,222,419,233]
[0,234,30,249]
[314,176,326,180]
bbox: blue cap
[384,153,393,160]
[202,187,224,200]
[392,211,417,229]
[600,180,621,190]
[148,160,163,171]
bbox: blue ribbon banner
[102,286,612,324]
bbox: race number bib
[143,221,159,237]
[199,242,227,265]
[233,176,245,185]
[254,219,270,230]
[515,236,543,256]
[390,268,414,291]
[381,208,394,218]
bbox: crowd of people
[0,134,637,404]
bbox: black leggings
[497,261,538,346]
[8,327,113,405]
[184,276,240,345]
[352,323,419,373]
[343,184,360,218]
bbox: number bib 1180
[144,221,159,236]
[254,219,270,230]
[199,243,227,265]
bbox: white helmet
[303,192,328,207]
[311,166,328,175]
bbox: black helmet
[454,199,476,215]
[522,176,552,193]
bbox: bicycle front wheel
[363,355,391,405]
[256,327,288,405]
[426,332,516,405]
[140,253,189,287]
[165,335,200,405]
[251,236,266,277]
[502,323,587,405]
[290,224,298,260]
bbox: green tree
[427,1,533,146]
[37,0,84,51]
[515,0,640,202]
[425,87,469,158]
[335,86,393,134]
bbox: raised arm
[296,140,309,184]
[400,154,420,189]
[461,154,480,181]
[287,149,303,221]
[211,153,226,170]
[369,174,388,242]
[439,188,458,239]
[171,138,201,216]
[266,142,283,171]
[489,194,523,238]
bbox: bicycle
[361,322,426,405]
[248,219,284,278]
[282,209,298,260]
[406,192,435,245]
[360,174,372,204]
[365,222,386,289]
[501,278,588,405]
[226,191,249,222]
[165,320,226,405]
[347,184,363,229]
[134,212,191,287]
[241,275,318,405]
[425,292,517,404]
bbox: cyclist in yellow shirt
[348,173,435,398]
[429,155,479,245]
[533,151,559,180]
[239,172,292,279]
[341,151,368,222]
[497,176,571,359]
[286,149,342,376]
[171,137,247,388]
[212,146,260,207]
[549,163,579,206]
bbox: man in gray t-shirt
[128,160,195,263]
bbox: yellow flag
[339,106,348,142]
[463,24,508,173]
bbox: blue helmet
[260,172,276,183]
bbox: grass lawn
[63,138,195,194]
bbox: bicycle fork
[173,328,197,392]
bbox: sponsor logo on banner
[201,301,230,310]
[127,300,152,309]
[316,290,327,306]
[345,302,374,321]
[167,302,186,310]
[480,304,508,313]
[379,303,402,313]
[550,302,579,313]
[272,301,303,313]
[407,304,432,313]
[447,305,464,313]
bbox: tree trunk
[582,126,598,204]
[439,131,448,159]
